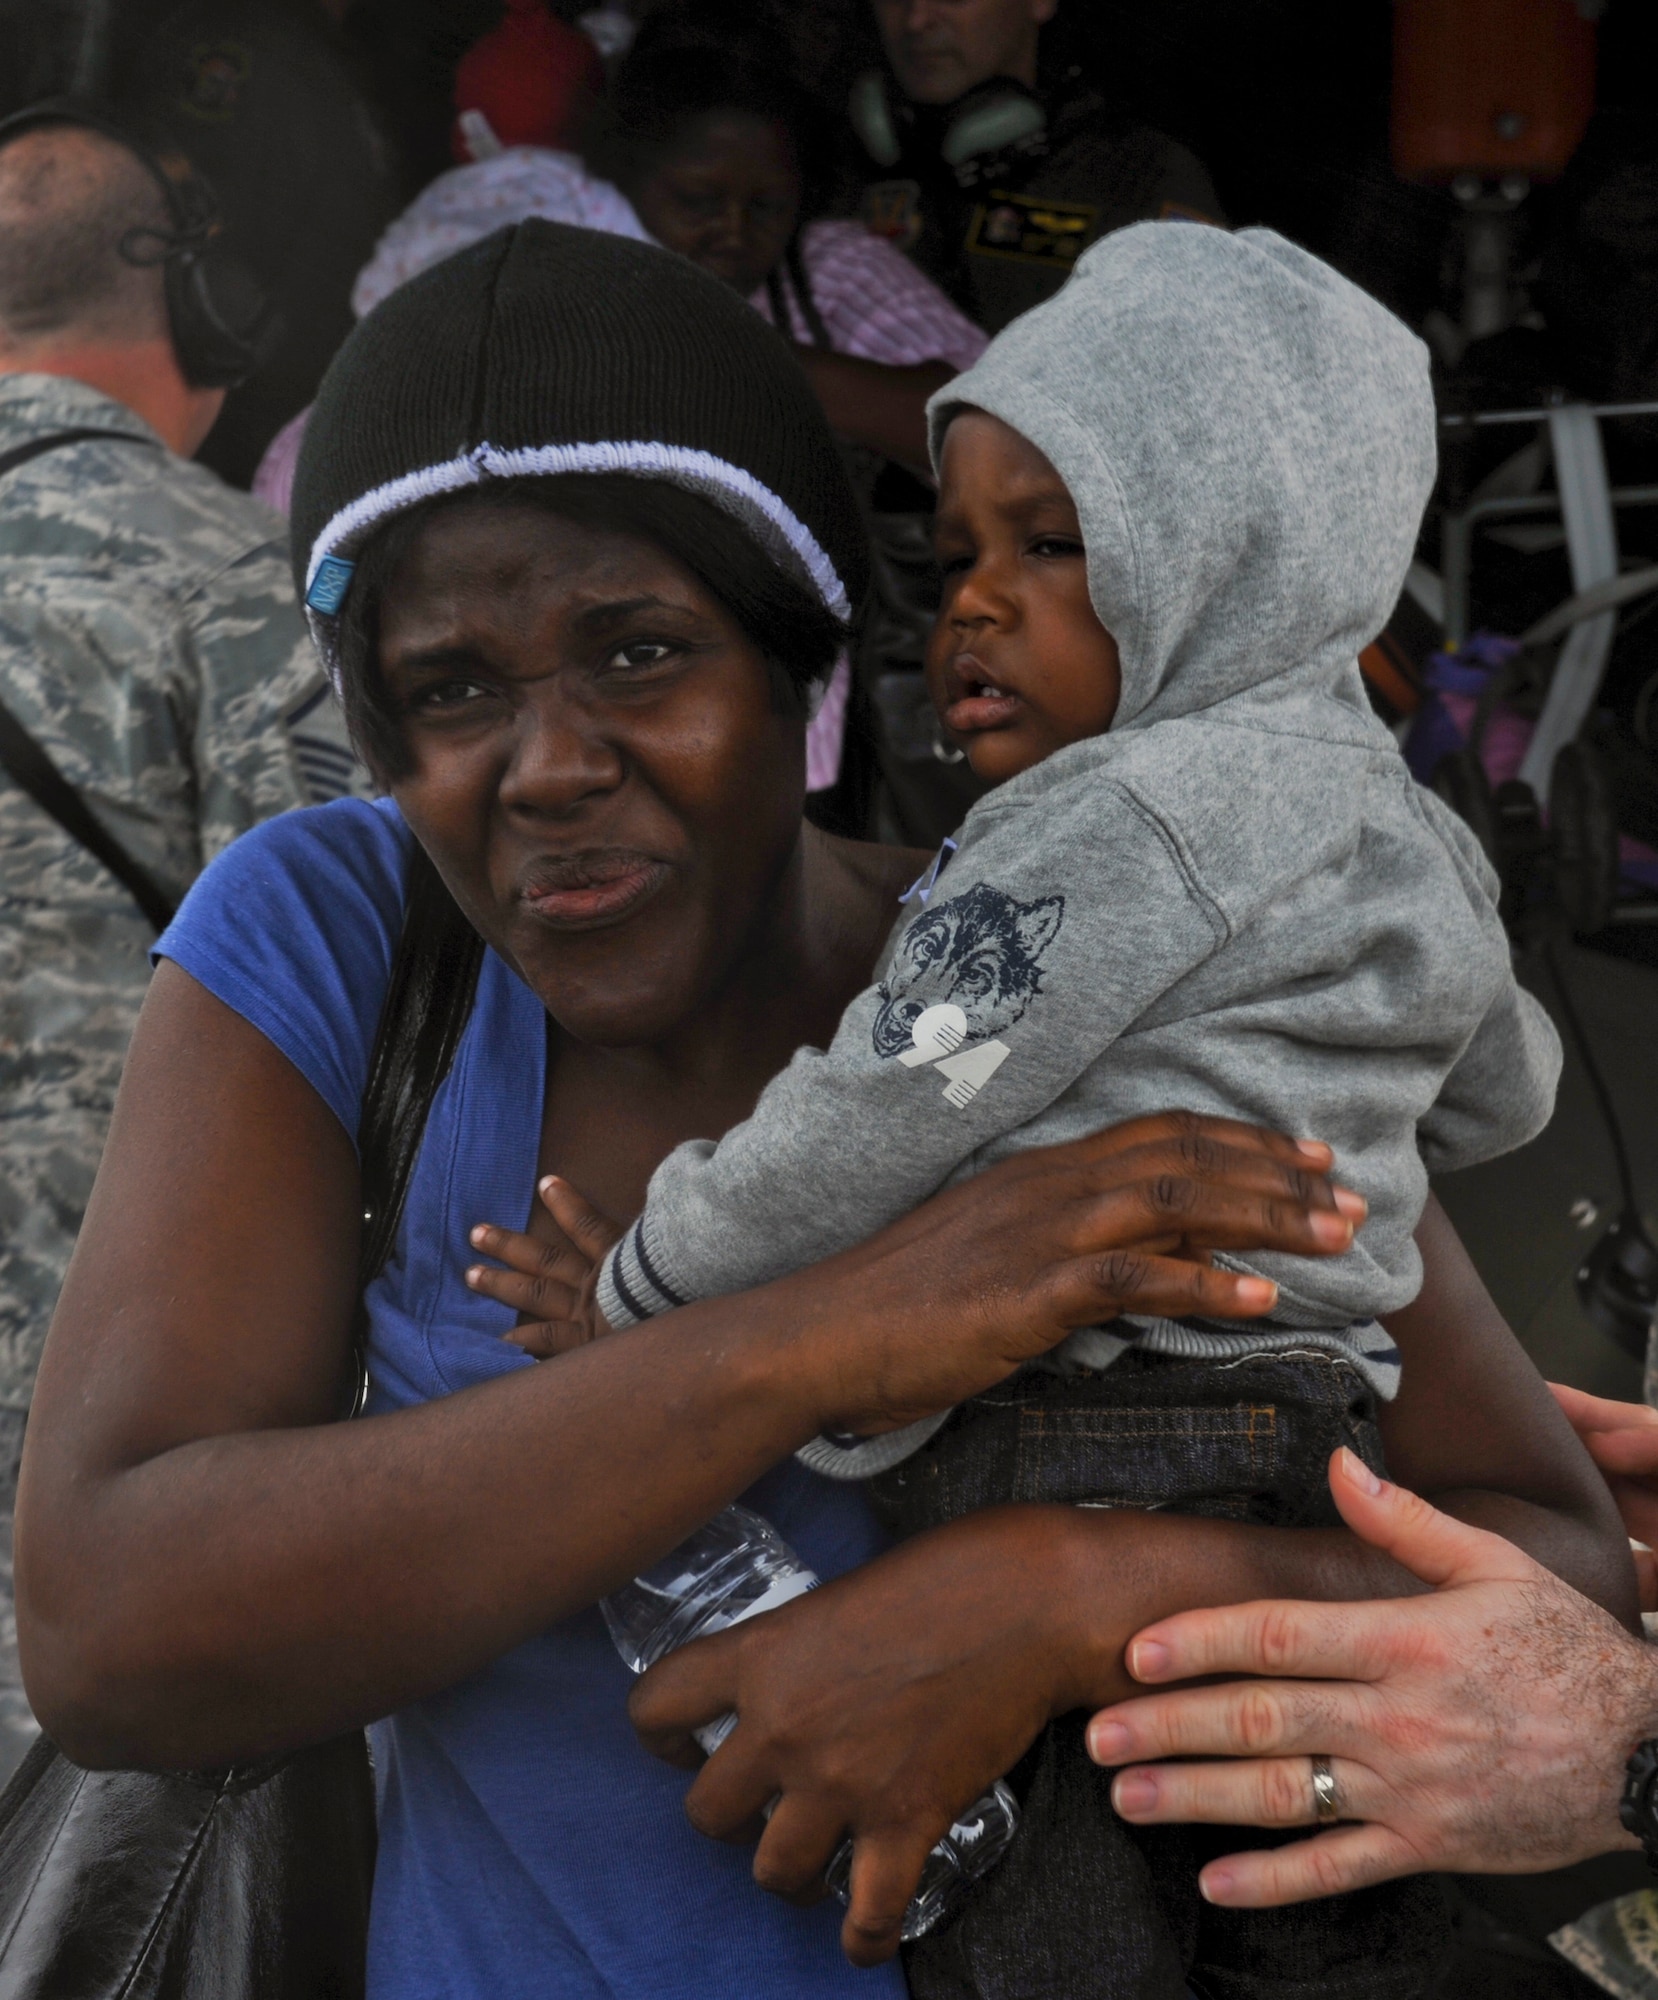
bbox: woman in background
[583,4,986,478]
[256,7,983,506]
[582,3,989,831]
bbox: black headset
[0,98,278,390]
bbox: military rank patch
[966,189,1095,266]
[862,179,923,251]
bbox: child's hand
[466,1176,622,1359]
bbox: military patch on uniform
[177,40,253,124]
[306,555,355,615]
[966,189,1095,266]
[1159,200,1221,225]
[862,179,923,251]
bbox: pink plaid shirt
[750,219,987,374]
[750,221,984,793]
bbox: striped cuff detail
[595,1217,688,1331]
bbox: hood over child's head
[927,225,1436,737]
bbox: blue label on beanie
[307,554,356,615]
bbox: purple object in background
[1402,631,1520,784]
[1404,631,1658,889]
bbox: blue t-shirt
[158,798,902,2000]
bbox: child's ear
[1012,895,1064,962]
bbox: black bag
[0,846,483,1999]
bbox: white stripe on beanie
[304,438,851,689]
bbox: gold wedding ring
[1310,1754,1341,1825]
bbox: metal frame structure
[1438,400,1658,796]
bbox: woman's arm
[19,964,1351,1771]
[628,1197,1637,1962]
[628,1498,1416,1964]
[1551,1382,1658,1605]
[1370,1195,1636,1619]
[790,347,952,478]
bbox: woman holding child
[15,220,1634,2000]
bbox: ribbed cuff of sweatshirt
[795,1412,951,1481]
[1119,1314,1402,1401]
[595,1214,694,1330]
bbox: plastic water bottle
[603,1504,1019,1940]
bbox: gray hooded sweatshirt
[597,224,1561,1477]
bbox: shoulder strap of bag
[348,843,484,1406]
[0,426,173,933]
[0,693,178,933]
[0,427,160,482]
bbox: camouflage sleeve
[286,679,376,804]
[178,539,323,857]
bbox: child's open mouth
[941,656,1024,735]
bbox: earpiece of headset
[0,98,279,390]
[849,70,1048,190]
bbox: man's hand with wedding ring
[1085,1449,1658,1907]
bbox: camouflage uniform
[0,372,344,1771]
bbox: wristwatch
[1621,1740,1658,1872]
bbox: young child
[595,226,1561,1993]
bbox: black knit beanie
[290,218,869,685]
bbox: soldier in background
[117,0,402,491]
[848,0,1224,334]
[0,108,345,1778]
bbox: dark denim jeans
[869,1350,1451,2000]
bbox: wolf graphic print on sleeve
[594,770,1233,1335]
[872,884,1066,1059]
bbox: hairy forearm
[1084,1472,1658,1895]
[25,1290,825,1771]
